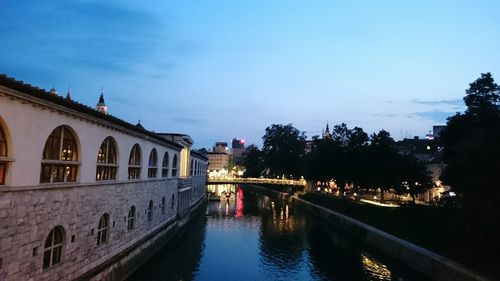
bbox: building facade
[0,75,208,281]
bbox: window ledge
[0,178,179,193]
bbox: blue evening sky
[1,1,500,148]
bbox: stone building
[0,74,207,281]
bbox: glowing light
[361,253,392,280]
[360,199,400,207]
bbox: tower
[323,121,331,139]
[96,91,108,114]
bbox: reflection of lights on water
[361,253,392,280]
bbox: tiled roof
[0,74,183,149]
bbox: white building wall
[0,95,180,187]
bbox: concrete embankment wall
[245,185,492,281]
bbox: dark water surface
[128,184,427,281]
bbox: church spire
[96,90,108,114]
[323,120,331,139]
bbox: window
[161,196,166,214]
[127,206,135,231]
[0,126,7,185]
[128,144,141,179]
[148,148,158,178]
[97,214,109,246]
[43,226,64,269]
[190,159,194,176]
[171,154,178,177]
[40,126,78,183]
[171,194,175,210]
[96,137,117,181]
[147,200,153,222]
[161,152,169,178]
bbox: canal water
[127,184,427,281]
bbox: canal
[127,184,427,281]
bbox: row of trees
[243,123,432,202]
[244,72,500,207]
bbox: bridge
[207,177,306,186]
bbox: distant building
[433,125,446,140]
[231,138,246,165]
[395,136,448,203]
[213,142,228,153]
[232,138,245,149]
[207,152,229,171]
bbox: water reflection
[129,184,427,281]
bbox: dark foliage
[262,124,306,179]
[242,144,264,178]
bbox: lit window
[171,154,178,177]
[43,226,64,269]
[40,126,78,183]
[148,148,158,178]
[0,126,7,185]
[127,206,135,231]
[97,214,109,246]
[161,152,169,178]
[128,144,141,179]
[96,137,118,181]
[147,200,153,222]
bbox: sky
[1,0,500,149]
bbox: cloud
[374,113,398,118]
[0,1,168,75]
[411,111,457,122]
[411,99,464,106]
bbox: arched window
[147,200,153,222]
[171,194,175,210]
[147,148,158,178]
[128,144,141,179]
[43,226,64,269]
[127,206,135,231]
[161,196,166,214]
[41,126,78,183]
[96,137,117,181]
[97,214,109,245]
[0,126,8,185]
[172,154,178,177]
[161,152,169,178]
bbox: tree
[365,130,399,201]
[305,138,341,185]
[441,73,500,202]
[440,73,500,272]
[396,155,432,203]
[242,144,263,178]
[262,124,306,179]
[463,72,500,114]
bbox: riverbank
[244,184,494,281]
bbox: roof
[97,93,106,106]
[0,74,183,150]
[191,150,208,160]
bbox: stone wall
[0,179,180,281]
